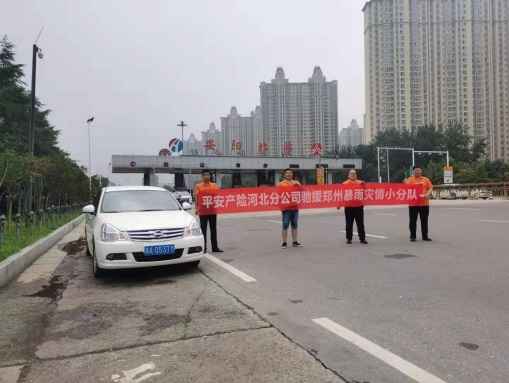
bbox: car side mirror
[181,202,192,211]
[82,204,96,215]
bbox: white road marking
[205,254,257,283]
[480,219,509,224]
[0,365,24,383]
[340,230,388,239]
[111,362,162,383]
[313,318,448,383]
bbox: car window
[101,190,181,213]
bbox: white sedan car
[82,186,204,278]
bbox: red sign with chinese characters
[258,142,269,154]
[196,183,423,215]
[311,143,322,156]
[204,139,216,151]
[282,142,293,156]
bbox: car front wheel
[92,241,105,278]
[85,232,92,257]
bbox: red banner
[196,183,424,215]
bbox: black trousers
[409,206,430,239]
[344,206,365,241]
[199,214,219,251]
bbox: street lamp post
[27,44,43,212]
[86,117,95,202]
[29,44,42,155]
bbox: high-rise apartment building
[260,67,338,156]
[251,106,264,155]
[184,133,201,155]
[364,0,509,160]
[339,119,365,148]
[220,106,255,156]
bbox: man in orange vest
[341,169,367,245]
[278,168,302,249]
[404,166,433,242]
[194,169,223,253]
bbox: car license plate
[144,245,175,256]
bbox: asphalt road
[0,225,341,383]
[1,200,508,383]
[201,200,509,383]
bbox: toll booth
[112,155,363,188]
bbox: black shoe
[212,248,224,253]
[292,241,302,247]
[423,238,432,242]
[346,240,352,244]
[360,240,368,244]
[410,238,416,242]
[281,242,288,249]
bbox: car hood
[99,210,196,231]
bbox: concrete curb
[0,215,84,288]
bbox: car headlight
[101,223,129,242]
[184,220,202,237]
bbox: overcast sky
[1,0,366,185]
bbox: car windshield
[101,190,181,213]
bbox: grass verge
[0,212,81,262]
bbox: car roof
[103,186,167,193]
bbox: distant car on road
[478,189,493,200]
[437,185,470,200]
[82,186,204,278]
[437,190,458,200]
[174,190,193,205]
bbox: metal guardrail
[433,182,509,200]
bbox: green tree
[0,36,30,154]
[0,36,106,214]
[0,36,61,156]
[348,123,491,183]
[0,36,24,88]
